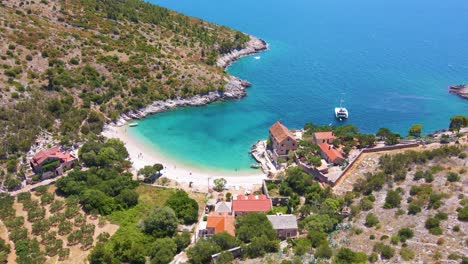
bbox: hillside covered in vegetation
[0,0,250,161]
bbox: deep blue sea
[132,0,468,172]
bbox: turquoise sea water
[132,0,468,172]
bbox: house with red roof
[269,121,297,161]
[232,194,272,216]
[30,146,77,180]
[318,143,344,165]
[313,131,336,145]
[203,212,235,237]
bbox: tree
[358,134,376,148]
[449,115,468,133]
[307,155,322,167]
[150,237,177,264]
[307,230,327,248]
[115,189,139,208]
[213,178,227,192]
[408,124,423,138]
[88,243,118,264]
[173,231,191,253]
[142,206,178,237]
[211,232,239,250]
[216,251,234,264]
[235,213,277,243]
[164,190,198,224]
[385,134,399,146]
[302,214,337,233]
[153,163,163,174]
[243,234,279,258]
[79,189,116,215]
[376,128,392,140]
[187,239,221,264]
[383,190,401,209]
[138,165,158,178]
[293,238,311,256]
[4,178,21,191]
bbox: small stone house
[318,143,345,165]
[269,121,297,161]
[267,214,298,240]
[30,146,77,180]
[313,131,336,145]
[199,212,235,238]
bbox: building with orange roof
[199,212,235,238]
[313,131,336,145]
[318,143,344,165]
[269,121,297,161]
[232,194,272,216]
[30,146,77,180]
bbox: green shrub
[365,213,379,227]
[407,203,421,215]
[383,190,401,209]
[400,247,415,261]
[398,228,414,241]
[447,172,460,182]
[373,243,395,259]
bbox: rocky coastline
[216,36,268,68]
[449,85,468,100]
[110,35,267,127]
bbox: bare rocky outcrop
[449,85,468,100]
[113,76,251,126]
[217,36,268,68]
[112,35,267,126]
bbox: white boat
[250,163,261,169]
[335,99,349,120]
[129,123,138,127]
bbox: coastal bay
[120,0,468,175]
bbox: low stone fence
[262,179,289,206]
[297,160,334,185]
[333,142,421,186]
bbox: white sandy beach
[102,125,267,190]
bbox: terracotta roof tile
[232,194,272,213]
[319,143,344,163]
[207,212,235,236]
[31,146,76,168]
[314,131,336,141]
[269,121,295,143]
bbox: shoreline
[102,125,267,190]
[110,35,267,127]
[100,34,268,189]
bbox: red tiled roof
[207,212,235,236]
[31,146,76,167]
[269,121,295,143]
[232,194,272,213]
[319,143,344,163]
[314,131,336,141]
